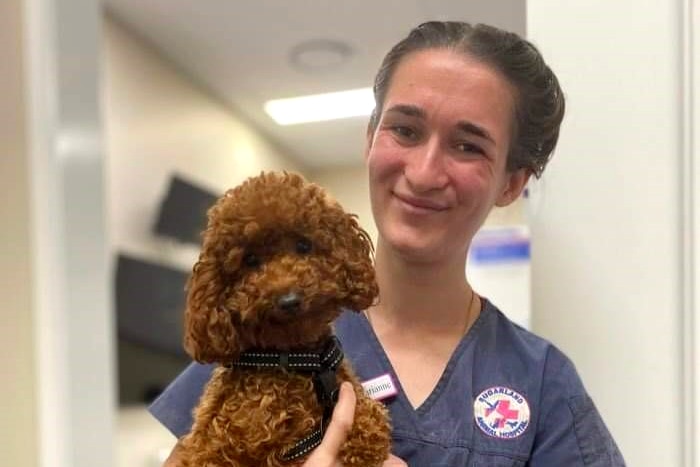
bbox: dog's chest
[193,366,325,462]
[219,366,323,414]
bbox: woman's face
[366,48,529,265]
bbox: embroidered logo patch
[474,386,530,439]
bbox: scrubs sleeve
[147,362,215,438]
[529,347,626,466]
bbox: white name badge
[361,373,398,401]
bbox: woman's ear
[495,168,531,207]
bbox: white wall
[104,16,305,272]
[527,1,689,465]
[4,2,112,466]
[17,0,115,465]
[692,2,700,462]
[310,165,377,244]
[0,1,38,466]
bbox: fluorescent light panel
[264,87,374,125]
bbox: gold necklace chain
[364,289,477,336]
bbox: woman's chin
[385,235,444,264]
[379,227,469,267]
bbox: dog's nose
[277,292,301,312]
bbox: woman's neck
[369,241,478,335]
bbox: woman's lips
[393,192,449,212]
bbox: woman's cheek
[369,140,408,175]
[367,149,396,180]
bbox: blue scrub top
[149,300,625,466]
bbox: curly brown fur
[178,172,391,466]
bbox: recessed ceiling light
[289,39,353,73]
[264,87,375,125]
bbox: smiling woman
[151,21,625,467]
[366,48,524,265]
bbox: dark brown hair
[370,21,565,178]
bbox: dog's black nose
[278,292,301,312]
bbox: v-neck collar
[359,301,489,417]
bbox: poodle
[177,171,391,466]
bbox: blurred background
[2,1,699,466]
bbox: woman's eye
[456,142,485,155]
[242,253,261,268]
[295,237,312,254]
[392,126,418,140]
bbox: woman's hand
[302,382,356,466]
[302,382,407,467]
[383,454,408,466]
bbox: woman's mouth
[393,192,449,213]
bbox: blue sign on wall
[469,228,530,265]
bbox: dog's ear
[183,252,242,362]
[338,214,379,313]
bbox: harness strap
[281,426,324,461]
[229,336,343,373]
[228,337,344,462]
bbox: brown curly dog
[178,172,391,466]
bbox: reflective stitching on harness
[228,337,344,462]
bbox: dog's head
[184,172,377,363]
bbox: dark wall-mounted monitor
[153,174,218,245]
[115,253,189,357]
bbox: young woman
[153,22,625,466]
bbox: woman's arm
[529,347,625,466]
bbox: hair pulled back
[370,21,565,177]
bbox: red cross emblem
[474,386,530,439]
[486,400,520,428]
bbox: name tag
[361,373,398,401]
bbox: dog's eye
[242,252,261,268]
[295,238,312,254]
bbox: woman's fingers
[383,454,408,466]
[318,382,356,453]
[302,382,356,466]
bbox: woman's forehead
[382,49,515,138]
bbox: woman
[153,21,625,466]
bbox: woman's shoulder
[148,362,216,438]
[477,299,585,393]
[334,308,365,334]
[479,300,549,352]
[474,301,624,465]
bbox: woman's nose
[404,138,448,192]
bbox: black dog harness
[229,337,344,461]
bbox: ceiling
[104,1,525,169]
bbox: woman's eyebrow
[456,121,495,145]
[385,103,495,145]
[385,104,426,119]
